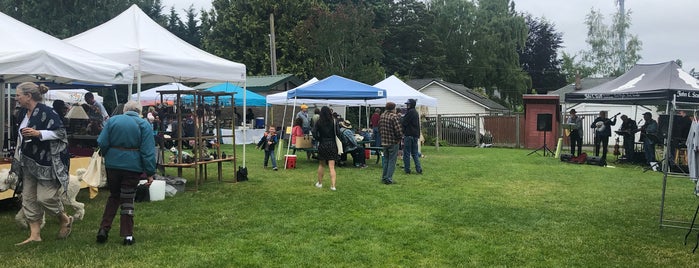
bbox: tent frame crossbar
[660,97,699,230]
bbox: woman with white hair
[96,100,156,245]
[12,82,73,245]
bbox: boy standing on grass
[257,125,279,170]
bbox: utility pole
[269,13,277,75]
[617,0,626,72]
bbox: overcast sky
[161,0,699,72]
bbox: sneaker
[315,182,322,188]
[123,236,135,246]
[330,187,336,191]
[273,167,278,171]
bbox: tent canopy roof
[65,4,245,84]
[565,61,699,105]
[286,75,386,100]
[0,11,133,84]
[371,75,437,107]
[131,83,194,106]
[181,82,267,107]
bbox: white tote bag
[83,149,106,188]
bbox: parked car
[423,118,493,146]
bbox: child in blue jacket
[256,126,279,170]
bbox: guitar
[613,137,621,156]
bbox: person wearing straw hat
[338,120,367,168]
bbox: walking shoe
[315,182,322,188]
[96,228,109,244]
[273,167,278,171]
[330,187,336,191]
[123,236,135,246]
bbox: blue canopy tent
[286,75,386,100]
[280,75,387,165]
[183,82,267,107]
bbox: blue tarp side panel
[182,82,267,107]
[286,75,386,100]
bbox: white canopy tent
[130,83,193,107]
[45,89,103,105]
[0,10,134,153]
[372,75,438,107]
[65,4,245,86]
[65,4,250,168]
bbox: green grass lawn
[1,145,699,267]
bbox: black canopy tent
[565,61,699,229]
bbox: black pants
[594,135,610,159]
[100,168,141,237]
[569,131,582,156]
[622,135,635,160]
[340,149,365,166]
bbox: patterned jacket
[379,111,403,146]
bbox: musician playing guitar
[640,112,659,166]
[617,115,638,161]
[590,111,618,161]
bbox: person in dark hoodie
[401,99,422,174]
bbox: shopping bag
[295,135,313,148]
[83,149,107,188]
[335,136,344,156]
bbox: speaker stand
[528,130,555,157]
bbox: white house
[406,79,509,115]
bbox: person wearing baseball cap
[401,99,422,174]
[567,109,583,157]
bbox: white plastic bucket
[149,180,166,201]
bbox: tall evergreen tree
[468,0,528,108]
[428,0,476,83]
[383,0,445,79]
[204,0,318,77]
[294,3,384,83]
[518,14,566,94]
[0,0,164,38]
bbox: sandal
[58,216,73,239]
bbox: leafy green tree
[383,0,446,79]
[467,0,529,107]
[581,7,642,77]
[204,0,319,77]
[560,52,595,83]
[0,0,164,38]
[429,0,476,83]
[518,14,566,94]
[294,3,384,83]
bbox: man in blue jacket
[96,101,156,246]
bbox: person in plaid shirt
[379,102,403,185]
